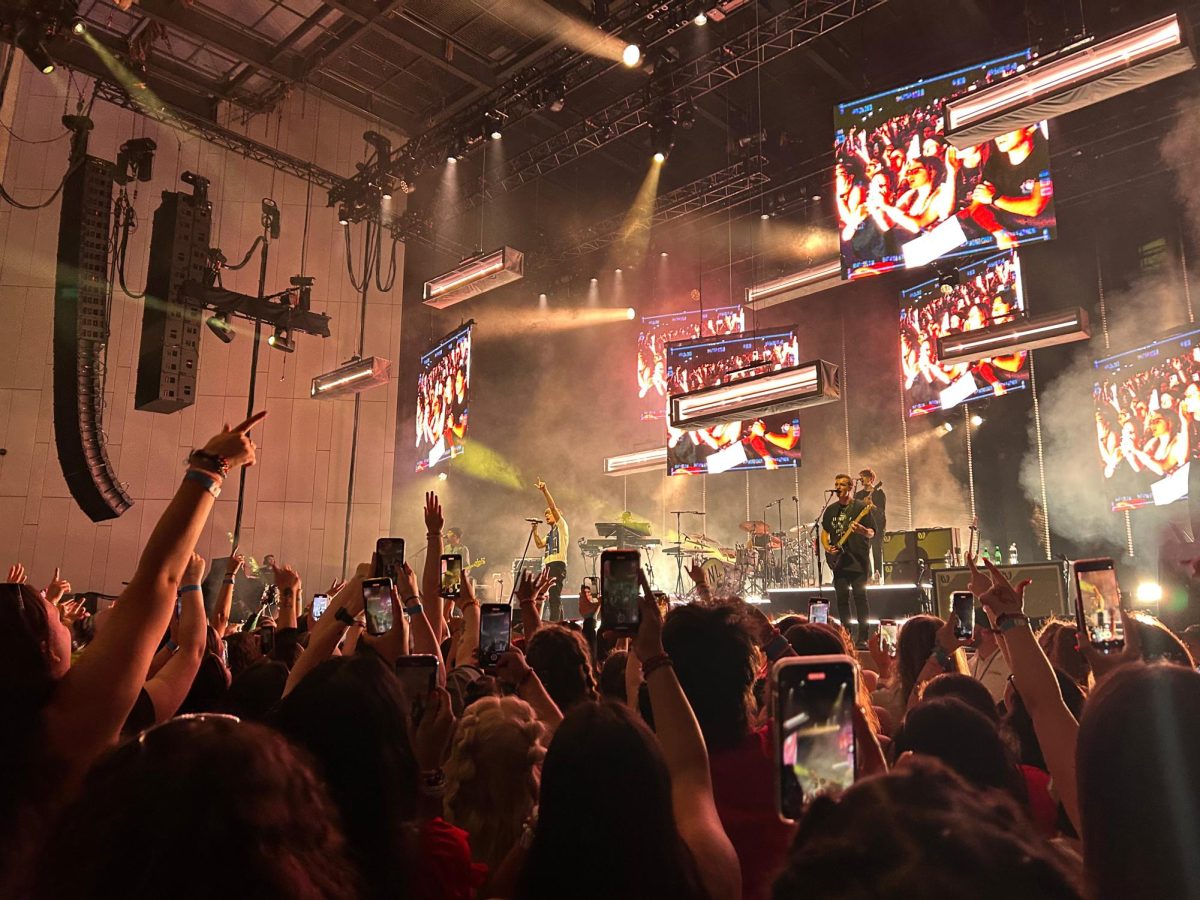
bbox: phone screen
[479,604,512,667]
[808,600,830,625]
[395,655,439,720]
[601,550,641,633]
[375,538,405,580]
[441,554,463,599]
[259,625,276,656]
[310,594,330,620]
[363,578,394,636]
[951,592,975,638]
[879,619,898,656]
[1074,559,1124,650]
[775,656,857,820]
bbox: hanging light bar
[746,259,843,309]
[670,360,840,430]
[602,447,668,476]
[423,246,524,309]
[311,356,392,399]
[945,14,1194,148]
[938,308,1091,365]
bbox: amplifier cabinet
[934,562,1071,619]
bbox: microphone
[524,517,541,524]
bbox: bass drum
[701,558,738,594]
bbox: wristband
[459,600,479,610]
[932,645,952,668]
[184,469,221,498]
[418,768,447,798]
[180,584,203,595]
[335,608,356,627]
[762,632,792,662]
[222,576,236,585]
[404,600,421,613]
[641,652,674,678]
[188,449,230,477]
[996,613,1029,633]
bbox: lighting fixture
[447,152,458,164]
[206,313,234,344]
[670,360,840,430]
[652,151,666,164]
[484,113,503,140]
[72,18,86,35]
[945,14,1195,147]
[423,246,525,309]
[337,206,350,226]
[602,447,667,476]
[942,422,955,434]
[694,10,708,25]
[660,251,668,258]
[1134,581,1164,605]
[650,115,676,162]
[970,414,984,427]
[623,43,642,67]
[937,308,1091,365]
[760,212,770,221]
[437,472,448,482]
[311,356,392,399]
[268,325,295,353]
[625,307,636,320]
[17,24,55,75]
[745,259,843,310]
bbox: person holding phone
[530,479,569,622]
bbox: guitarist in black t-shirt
[821,474,876,647]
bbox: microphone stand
[766,499,784,589]
[916,558,932,614]
[510,523,540,604]
[792,495,803,587]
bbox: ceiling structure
[26,0,1200,261]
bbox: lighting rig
[0,0,80,75]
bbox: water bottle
[944,549,954,568]
[980,546,991,564]
[993,545,1002,564]
[1008,542,1019,565]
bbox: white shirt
[968,644,1012,702]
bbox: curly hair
[444,696,547,870]
[525,624,596,711]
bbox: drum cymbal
[685,532,719,548]
[739,520,769,534]
[788,525,814,535]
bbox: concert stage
[765,584,934,622]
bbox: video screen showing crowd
[637,301,744,420]
[834,49,1057,279]
[1094,327,1200,511]
[415,323,471,473]
[901,250,1029,416]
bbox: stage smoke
[612,161,663,263]
[453,440,525,490]
[479,306,636,338]
[1162,91,1200,242]
[486,0,631,64]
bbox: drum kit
[665,520,818,597]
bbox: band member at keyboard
[531,478,569,622]
[821,474,875,646]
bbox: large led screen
[900,250,1028,417]
[665,327,803,475]
[416,323,471,472]
[637,303,744,420]
[834,50,1056,280]
[1094,327,1200,512]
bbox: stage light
[660,251,668,258]
[652,151,666,163]
[268,325,295,353]
[942,422,955,434]
[971,414,984,427]
[760,212,770,221]
[337,206,350,226]
[694,11,708,26]
[72,18,86,35]
[603,447,667,476]
[206,313,234,344]
[447,152,457,164]
[590,277,598,283]
[650,115,676,162]
[625,307,636,319]
[437,471,448,482]
[484,113,503,140]
[311,356,392,399]
[1134,581,1164,605]
[937,308,1091,365]
[423,246,525,309]
[745,259,843,310]
[623,43,642,67]
[614,267,622,274]
[670,360,840,429]
[17,25,55,75]
[945,14,1195,148]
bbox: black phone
[808,599,830,625]
[375,538,405,580]
[310,593,330,621]
[1073,557,1124,652]
[259,625,276,656]
[479,603,512,668]
[600,549,641,634]
[395,654,440,720]
[951,591,975,639]
[362,577,394,636]
[440,554,463,599]
[879,619,898,657]
[773,654,858,821]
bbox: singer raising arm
[536,478,561,523]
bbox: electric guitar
[822,494,875,572]
[442,557,486,593]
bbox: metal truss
[461,0,888,212]
[550,155,771,262]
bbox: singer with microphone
[530,478,569,621]
[820,473,875,647]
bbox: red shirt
[414,817,488,900]
[709,726,796,900]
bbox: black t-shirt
[981,132,1053,228]
[854,485,887,533]
[822,499,871,576]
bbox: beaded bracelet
[641,652,674,678]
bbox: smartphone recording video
[808,599,830,625]
[362,577,394,636]
[1073,557,1124,652]
[375,538,405,580]
[600,549,641,634]
[479,603,512,668]
[951,592,975,639]
[310,593,330,621]
[773,655,857,821]
[395,655,439,721]
[440,554,463,599]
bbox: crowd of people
[4,411,1200,899]
[900,253,1027,414]
[1094,343,1200,506]
[637,303,745,416]
[416,328,471,471]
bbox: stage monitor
[416,322,472,472]
[637,303,744,421]
[900,250,1028,417]
[1093,326,1200,512]
[834,49,1057,280]
[665,327,802,476]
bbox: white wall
[0,54,406,594]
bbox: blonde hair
[443,696,547,870]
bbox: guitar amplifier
[933,562,1071,619]
[512,558,543,580]
[883,528,959,583]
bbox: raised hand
[495,647,533,687]
[200,411,267,469]
[272,562,301,593]
[978,557,1030,619]
[225,550,245,576]
[935,613,970,652]
[412,686,455,771]
[534,478,546,492]
[424,491,444,533]
[965,554,992,598]
[685,562,709,591]
[1079,607,1143,681]
[633,568,665,662]
[6,562,26,584]
[59,597,88,628]
[45,567,72,605]
[397,561,421,603]
[184,552,206,585]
